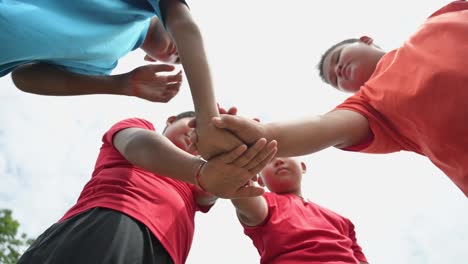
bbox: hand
[187,104,238,153]
[125,64,182,102]
[211,115,270,146]
[195,120,243,160]
[198,138,277,199]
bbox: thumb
[212,115,239,130]
[187,118,197,128]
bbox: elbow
[11,69,30,92]
[11,66,36,93]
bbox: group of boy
[2,0,468,263]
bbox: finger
[188,142,198,153]
[189,131,198,145]
[148,64,176,72]
[227,107,238,115]
[244,140,277,171]
[230,138,267,167]
[188,119,197,129]
[232,186,264,198]
[157,72,183,83]
[218,144,248,164]
[249,148,277,175]
[144,55,157,62]
[212,115,238,129]
[165,81,182,91]
[217,103,227,114]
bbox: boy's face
[261,157,305,194]
[321,40,382,93]
[163,117,196,154]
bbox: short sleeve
[189,184,216,213]
[347,220,368,263]
[102,118,156,147]
[241,193,275,231]
[334,94,403,154]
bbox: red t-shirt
[335,0,468,196]
[60,118,211,264]
[243,193,367,264]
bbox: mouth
[276,168,289,175]
[342,65,351,80]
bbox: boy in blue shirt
[2,0,245,160]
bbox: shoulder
[428,1,468,19]
[102,118,156,145]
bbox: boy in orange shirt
[204,0,468,197]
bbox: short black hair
[162,111,195,133]
[174,111,195,121]
[317,38,360,84]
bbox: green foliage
[0,209,34,264]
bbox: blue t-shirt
[0,0,165,77]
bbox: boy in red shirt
[18,111,277,264]
[231,157,368,264]
[206,1,468,197]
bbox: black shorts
[18,208,174,264]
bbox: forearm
[11,63,130,97]
[231,196,267,226]
[164,3,218,122]
[266,117,341,157]
[121,130,202,184]
[267,110,370,157]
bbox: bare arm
[114,128,202,184]
[267,110,370,156]
[161,0,244,159]
[231,196,268,227]
[11,63,130,97]
[11,63,182,102]
[113,127,276,199]
[212,110,371,157]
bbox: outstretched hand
[125,64,183,102]
[197,138,277,199]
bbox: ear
[359,35,374,45]
[144,54,157,62]
[300,162,307,174]
[166,116,177,126]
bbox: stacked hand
[197,137,277,199]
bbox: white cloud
[0,1,467,264]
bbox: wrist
[264,123,276,142]
[116,72,134,97]
[193,158,208,192]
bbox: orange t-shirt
[335,1,468,196]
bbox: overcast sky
[1,1,467,263]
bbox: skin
[210,110,371,158]
[113,115,278,200]
[321,36,385,93]
[161,0,245,160]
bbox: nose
[335,64,343,78]
[273,158,284,167]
